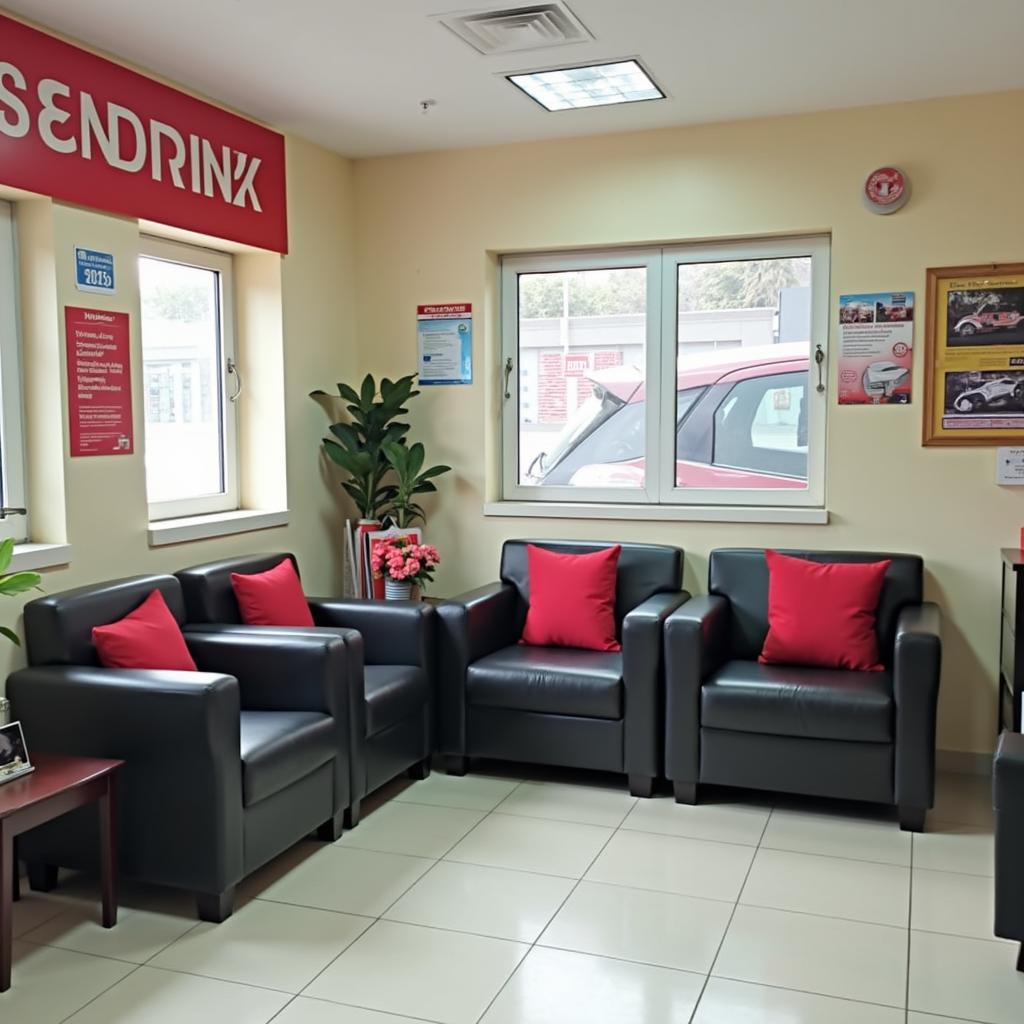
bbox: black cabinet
[1000,549,1024,732]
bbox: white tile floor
[4,766,1023,1024]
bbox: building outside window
[139,237,239,520]
[500,236,829,510]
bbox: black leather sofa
[7,574,353,921]
[176,553,435,827]
[664,548,941,830]
[995,730,1024,970]
[436,539,687,795]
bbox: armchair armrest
[7,665,243,893]
[995,731,1024,941]
[893,602,942,811]
[622,591,691,779]
[435,582,520,755]
[184,627,359,809]
[308,598,435,669]
[663,595,731,784]
[184,627,359,716]
[995,731,1024,811]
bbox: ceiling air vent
[438,3,593,56]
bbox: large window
[0,202,26,543]
[500,236,829,509]
[139,238,238,520]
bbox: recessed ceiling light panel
[507,59,665,111]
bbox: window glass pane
[676,256,811,490]
[517,267,646,488]
[139,256,224,505]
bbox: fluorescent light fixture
[507,59,664,111]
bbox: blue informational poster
[417,303,472,385]
[74,247,116,294]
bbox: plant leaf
[0,538,13,574]
[0,571,42,596]
[360,374,376,408]
[418,464,452,480]
[335,382,361,405]
[0,625,20,646]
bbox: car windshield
[536,383,627,475]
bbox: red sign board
[65,306,134,457]
[0,14,287,252]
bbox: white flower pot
[384,579,413,601]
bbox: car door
[676,367,808,489]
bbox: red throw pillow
[521,544,621,652]
[92,588,197,671]
[759,550,891,672]
[230,558,314,627]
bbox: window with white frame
[0,202,27,543]
[139,238,239,520]
[500,236,829,509]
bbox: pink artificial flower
[407,559,421,576]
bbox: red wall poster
[65,306,133,457]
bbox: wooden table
[0,753,122,992]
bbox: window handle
[503,357,513,400]
[0,507,26,519]
[227,357,243,403]
[814,344,826,393]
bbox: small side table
[0,753,122,992]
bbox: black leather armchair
[437,540,687,795]
[664,548,941,831]
[176,553,435,827]
[995,730,1024,971]
[7,574,352,922]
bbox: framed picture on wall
[923,262,1024,446]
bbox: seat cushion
[702,660,893,743]
[239,710,336,806]
[467,644,623,720]
[364,665,430,738]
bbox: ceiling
[5,0,1024,158]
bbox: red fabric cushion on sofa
[759,550,891,672]
[230,558,315,627]
[92,588,198,671]
[521,544,621,652]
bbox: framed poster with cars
[923,263,1024,446]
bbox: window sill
[10,542,73,571]
[483,501,829,525]
[148,509,289,547]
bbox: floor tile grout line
[288,771,534,1010]
[685,798,776,1023]
[55,962,147,1024]
[469,795,631,1024]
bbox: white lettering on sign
[0,60,266,211]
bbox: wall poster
[837,291,914,404]
[923,263,1024,446]
[65,306,134,457]
[417,304,473,385]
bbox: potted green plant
[0,538,42,646]
[311,374,418,527]
[381,441,451,529]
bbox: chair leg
[628,774,655,798]
[444,755,468,777]
[407,756,431,781]
[27,863,58,893]
[196,887,235,923]
[317,811,344,842]
[898,806,927,833]
[344,799,362,829]
[673,781,698,805]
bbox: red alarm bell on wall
[863,167,910,215]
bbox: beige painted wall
[352,89,1024,757]
[0,133,356,685]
